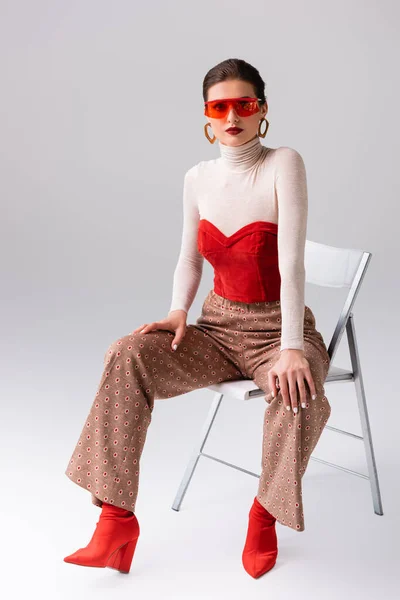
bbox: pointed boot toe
[241,496,278,578]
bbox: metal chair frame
[171,239,383,519]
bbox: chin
[222,134,249,146]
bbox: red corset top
[197,219,281,303]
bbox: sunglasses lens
[205,101,229,118]
[205,98,259,118]
[237,100,258,116]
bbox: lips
[226,127,243,132]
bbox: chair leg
[171,392,224,511]
[347,314,384,516]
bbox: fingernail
[301,403,306,408]
[312,394,317,400]
[293,407,298,414]
[286,405,291,411]
[173,344,177,351]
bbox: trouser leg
[65,291,245,511]
[246,305,331,531]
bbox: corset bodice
[197,219,281,302]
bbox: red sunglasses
[204,96,263,119]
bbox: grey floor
[4,377,398,600]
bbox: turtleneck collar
[218,135,265,172]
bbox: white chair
[171,239,384,519]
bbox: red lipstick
[226,127,243,135]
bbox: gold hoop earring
[204,122,216,144]
[258,117,269,138]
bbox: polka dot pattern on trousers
[65,289,331,532]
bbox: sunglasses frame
[204,96,265,118]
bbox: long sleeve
[275,147,308,351]
[169,168,204,315]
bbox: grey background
[1,1,399,598]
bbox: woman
[63,58,331,578]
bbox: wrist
[169,309,188,316]
[280,348,304,354]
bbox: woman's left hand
[266,349,317,414]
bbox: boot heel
[106,538,139,573]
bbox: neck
[218,135,264,172]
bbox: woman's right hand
[132,309,188,351]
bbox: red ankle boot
[242,496,278,578]
[64,502,140,573]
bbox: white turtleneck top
[169,136,308,352]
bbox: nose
[226,107,239,122]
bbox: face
[205,79,268,147]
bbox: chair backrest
[304,239,372,363]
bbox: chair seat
[172,248,384,520]
[207,364,354,401]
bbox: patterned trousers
[65,289,331,532]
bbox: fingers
[171,324,186,351]
[132,322,159,335]
[139,323,154,334]
[132,321,187,353]
[297,369,317,407]
[297,377,307,409]
[266,369,317,414]
[264,392,272,404]
[279,373,295,413]
[267,370,278,399]
[304,369,317,401]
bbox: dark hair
[202,58,267,104]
